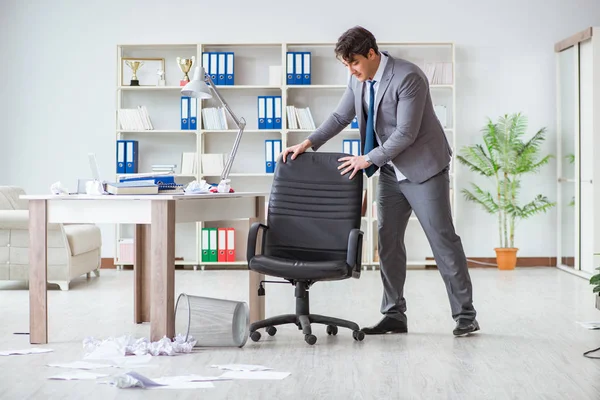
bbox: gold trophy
[125,60,144,86]
[177,56,195,86]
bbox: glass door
[556,44,579,270]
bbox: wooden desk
[21,192,267,344]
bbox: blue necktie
[363,80,377,177]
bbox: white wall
[1,0,599,258]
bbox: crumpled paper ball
[50,181,69,195]
[83,334,196,358]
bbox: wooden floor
[1,267,599,399]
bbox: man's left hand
[338,155,371,179]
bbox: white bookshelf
[114,41,456,270]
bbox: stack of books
[152,164,177,173]
[201,107,228,130]
[118,106,154,130]
[286,105,316,130]
[105,181,158,195]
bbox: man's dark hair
[334,26,379,63]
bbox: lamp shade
[181,66,212,99]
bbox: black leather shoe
[453,319,480,336]
[361,316,407,334]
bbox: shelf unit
[114,41,456,269]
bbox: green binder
[208,228,218,262]
[201,228,210,262]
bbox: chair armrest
[346,228,364,278]
[247,222,269,262]
[0,210,60,230]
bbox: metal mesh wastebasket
[175,293,249,347]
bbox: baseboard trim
[100,258,248,271]
[469,257,556,268]
[102,257,559,271]
[428,257,557,268]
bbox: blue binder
[116,140,126,174]
[202,52,210,81]
[273,139,281,169]
[258,96,266,129]
[265,140,274,173]
[294,52,303,85]
[181,96,190,130]
[266,96,274,129]
[125,140,138,173]
[274,96,282,129]
[189,97,197,130]
[302,52,311,84]
[226,52,234,85]
[286,52,295,84]
[217,52,226,85]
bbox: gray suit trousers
[377,165,476,323]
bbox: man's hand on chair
[338,155,371,179]
[282,139,312,162]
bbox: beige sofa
[0,186,102,290]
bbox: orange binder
[226,228,236,262]
[218,228,227,262]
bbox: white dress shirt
[362,53,406,182]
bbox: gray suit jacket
[307,52,451,183]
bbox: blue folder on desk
[118,175,183,191]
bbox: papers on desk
[0,348,53,356]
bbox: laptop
[75,153,103,194]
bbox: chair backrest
[265,152,363,262]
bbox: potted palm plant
[590,268,600,310]
[456,113,556,270]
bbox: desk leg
[249,196,266,324]
[29,200,48,344]
[134,224,151,323]
[150,200,175,341]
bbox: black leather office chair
[246,152,365,345]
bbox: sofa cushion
[0,187,28,210]
[0,191,15,210]
[63,224,102,256]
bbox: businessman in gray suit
[282,26,479,336]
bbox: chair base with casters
[249,279,365,345]
[246,151,366,346]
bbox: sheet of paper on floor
[99,371,215,390]
[210,364,273,371]
[48,371,109,380]
[181,375,232,382]
[576,321,600,329]
[47,361,116,370]
[0,348,53,356]
[150,377,214,389]
[220,370,291,380]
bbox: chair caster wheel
[305,334,317,345]
[326,325,338,335]
[266,326,277,336]
[250,331,261,342]
[353,330,365,341]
